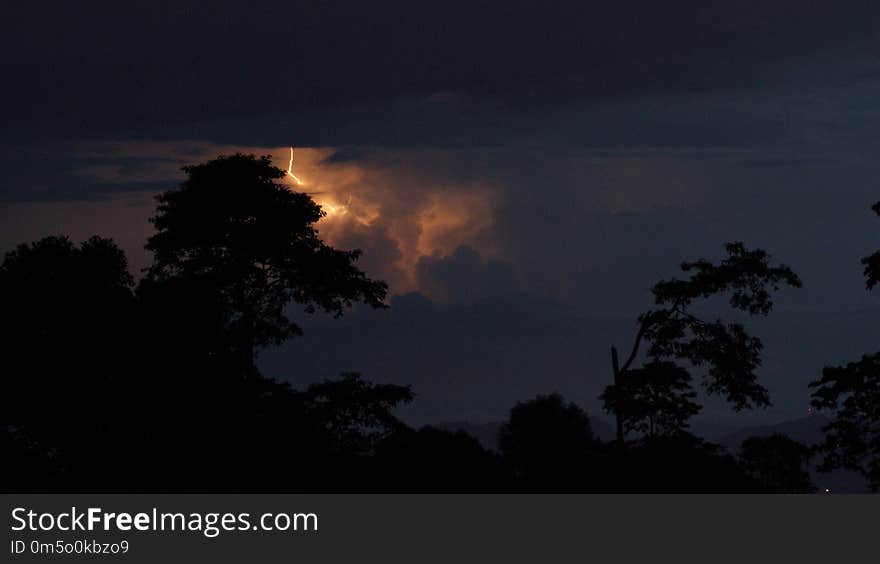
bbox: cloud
[731,158,836,169]
[7,2,880,431]
[6,2,880,142]
[319,217,408,294]
[4,132,876,317]
[416,246,518,304]
[3,140,506,296]
[1,140,274,203]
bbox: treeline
[1,154,878,492]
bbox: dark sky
[4,1,880,431]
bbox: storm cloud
[4,1,880,428]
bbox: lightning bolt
[287,146,304,185]
[285,145,352,219]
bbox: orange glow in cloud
[285,146,352,219]
[273,146,498,291]
[277,147,367,223]
[72,140,502,294]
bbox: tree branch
[620,315,652,374]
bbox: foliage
[739,434,814,493]
[600,361,701,437]
[810,354,880,490]
[145,153,387,369]
[810,201,880,491]
[644,242,801,409]
[374,426,504,492]
[860,202,880,289]
[603,242,801,442]
[302,373,414,455]
[0,235,133,307]
[499,394,596,487]
[618,433,756,492]
[0,236,135,435]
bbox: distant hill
[716,414,830,453]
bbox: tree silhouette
[498,393,596,489]
[809,202,880,491]
[302,372,414,455]
[600,360,700,438]
[621,433,755,492]
[605,242,801,444]
[810,354,880,490]
[739,434,814,493]
[145,153,387,376]
[0,236,134,438]
[859,201,880,289]
[0,235,145,489]
[375,426,504,492]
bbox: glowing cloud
[284,146,357,220]
[70,140,503,295]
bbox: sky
[3,1,880,431]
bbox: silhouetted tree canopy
[739,434,814,493]
[0,165,841,494]
[0,225,408,489]
[605,242,801,443]
[375,426,504,492]
[0,235,133,315]
[860,202,880,289]
[134,271,248,394]
[810,354,880,490]
[145,153,387,373]
[618,433,755,492]
[600,361,700,437]
[0,236,134,437]
[810,201,880,491]
[301,372,413,455]
[499,394,596,488]
[645,242,801,408]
